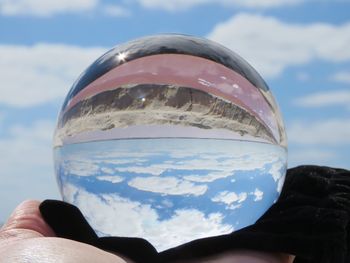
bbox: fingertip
[1,199,56,239]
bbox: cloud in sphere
[128,176,208,196]
[63,183,233,251]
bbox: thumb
[0,200,56,242]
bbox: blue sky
[0,0,349,222]
[56,138,285,250]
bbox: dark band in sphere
[63,34,269,110]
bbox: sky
[0,0,349,223]
[56,138,286,250]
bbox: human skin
[0,200,294,263]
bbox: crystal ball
[53,34,287,252]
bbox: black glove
[40,165,350,263]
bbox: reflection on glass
[53,34,287,251]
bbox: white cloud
[102,4,131,17]
[100,167,114,174]
[184,171,234,183]
[294,90,350,108]
[287,118,350,145]
[0,120,55,173]
[59,139,286,196]
[102,158,148,165]
[269,159,285,181]
[0,0,98,17]
[252,188,263,201]
[91,139,283,179]
[0,120,60,223]
[0,44,106,107]
[55,139,286,249]
[128,176,208,196]
[137,0,302,11]
[212,191,247,205]
[331,70,350,84]
[207,14,350,78]
[9,119,54,141]
[62,159,100,177]
[296,72,310,82]
[115,164,166,176]
[112,147,281,179]
[230,0,302,8]
[0,112,4,132]
[267,157,286,193]
[96,175,124,184]
[288,148,337,167]
[63,183,233,251]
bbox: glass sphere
[53,34,287,252]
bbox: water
[54,138,287,252]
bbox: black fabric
[40,165,350,263]
[40,200,158,263]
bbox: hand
[0,200,132,263]
[0,200,294,263]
